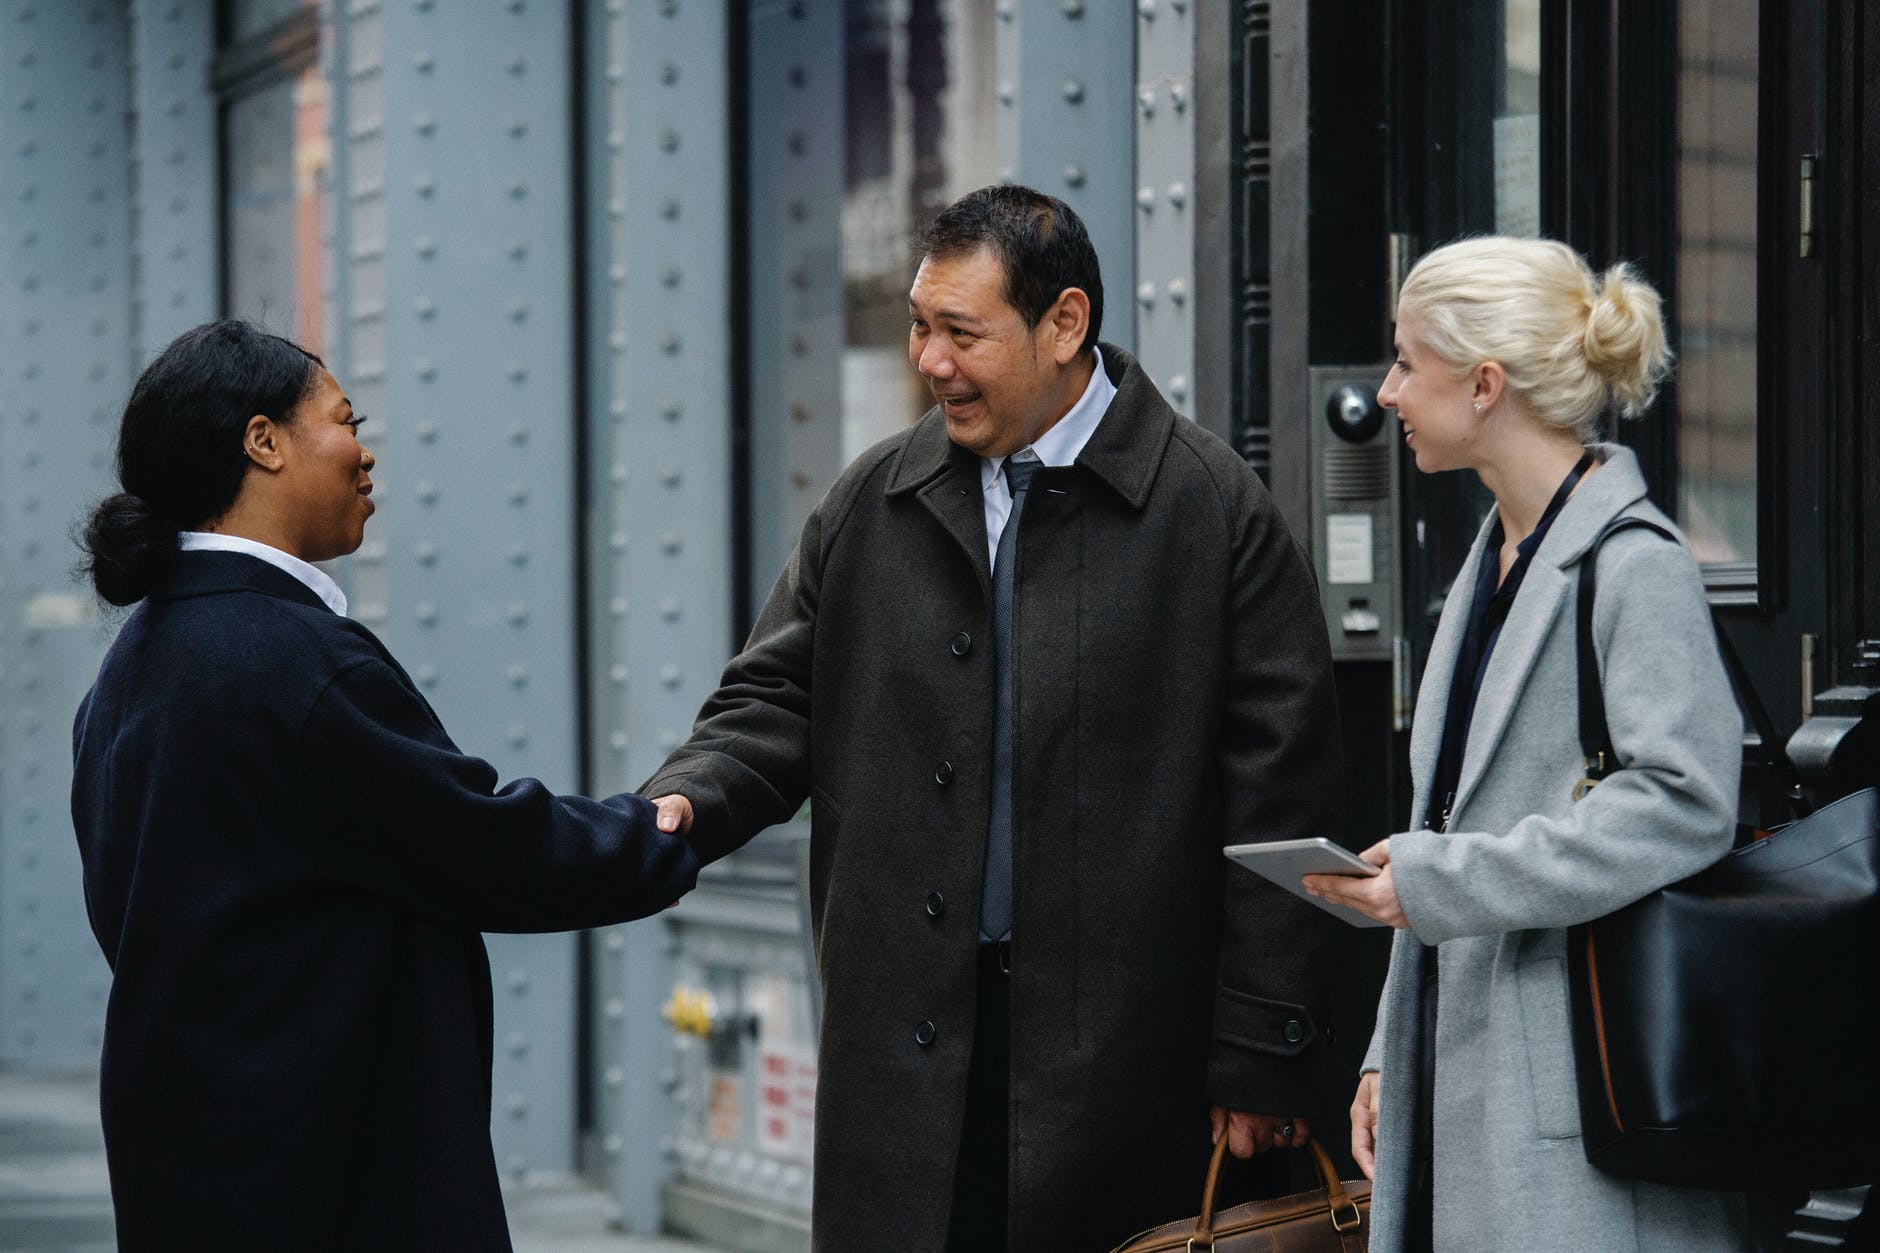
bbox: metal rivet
[1061,79,1084,104]
[1168,278,1188,305]
[1137,186,1156,211]
[1168,181,1188,207]
[1064,164,1085,188]
[1138,88,1156,117]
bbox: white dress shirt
[179,532,349,617]
[980,345,1118,570]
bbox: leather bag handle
[1188,1135,1359,1251]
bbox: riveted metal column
[583,0,734,1230]
[1132,0,1194,412]
[128,0,216,356]
[349,0,581,1175]
[745,0,842,612]
[994,0,1136,353]
[0,0,131,1066]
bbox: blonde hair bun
[1583,262,1671,418]
[1397,236,1673,439]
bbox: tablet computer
[1222,838,1389,928]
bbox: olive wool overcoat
[643,346,1348,1252]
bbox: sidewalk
[0,1069,724,1253]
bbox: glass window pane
[224,67,327,348]
[228,0,316,44]
[1493,0,1542,237]
[1674,4,1758,564]
[840,0,998,465]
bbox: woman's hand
[1302,838,1407,929]
[1350,1072,1381,1180]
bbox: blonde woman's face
[1378,306,1482,474]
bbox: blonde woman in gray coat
[1306,237,1749,1251]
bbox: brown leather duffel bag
[1109,1136,1370,1252]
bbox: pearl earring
[1473,402,1482,414]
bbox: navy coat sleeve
[302,654,702,934]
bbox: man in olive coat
[644,186,1346,1252]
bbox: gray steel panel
[744,0,843,616]
[584,0,735,1230]
[0,0,133,1066]
[128,0,217,358]
[334,0,582,1175]
[1132,0,1196,413]
[994,0,1136,354]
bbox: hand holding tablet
[1224,837,1391,928]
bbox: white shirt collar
[980,345,1118,487]
[178,532,349,616]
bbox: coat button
[1283,1019,1305,1044]
[950,631,971,657]
[926,891,945,918]
[935,761,954,785]
[915,1021,936,1046]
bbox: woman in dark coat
[71,321,705,1252]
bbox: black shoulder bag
[1565,517,1879,1190]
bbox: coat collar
[882,342,1176,511]
[154,549,332,614]
[1407,444,1658,825]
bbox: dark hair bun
[81,493,180,606]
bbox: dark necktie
[982,457,1038,942]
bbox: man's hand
[1303,838,1407,929]
[651,794,694,836]
[1350,1071,1380,1181]
[1209,1106,1311,1158]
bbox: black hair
[917,184,1104,355]
[79,320,323,606]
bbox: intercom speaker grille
[1324,444,1390,501]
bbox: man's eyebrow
[910,302,984,329]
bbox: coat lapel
[885,408,994,595]
[1442,443,1654,822]
[1445,559,1569,818]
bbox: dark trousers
[945,945,1010,1253]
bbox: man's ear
[243,415,287,472]
[1043,287,1091,367]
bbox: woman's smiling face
[275,367,375,562]
[1378,305,1483,474]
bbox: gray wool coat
[643,345,1349,1253]
[1360,446,1749,1251]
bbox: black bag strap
[1575,517,1677,786]
[1574,516,1804,816]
